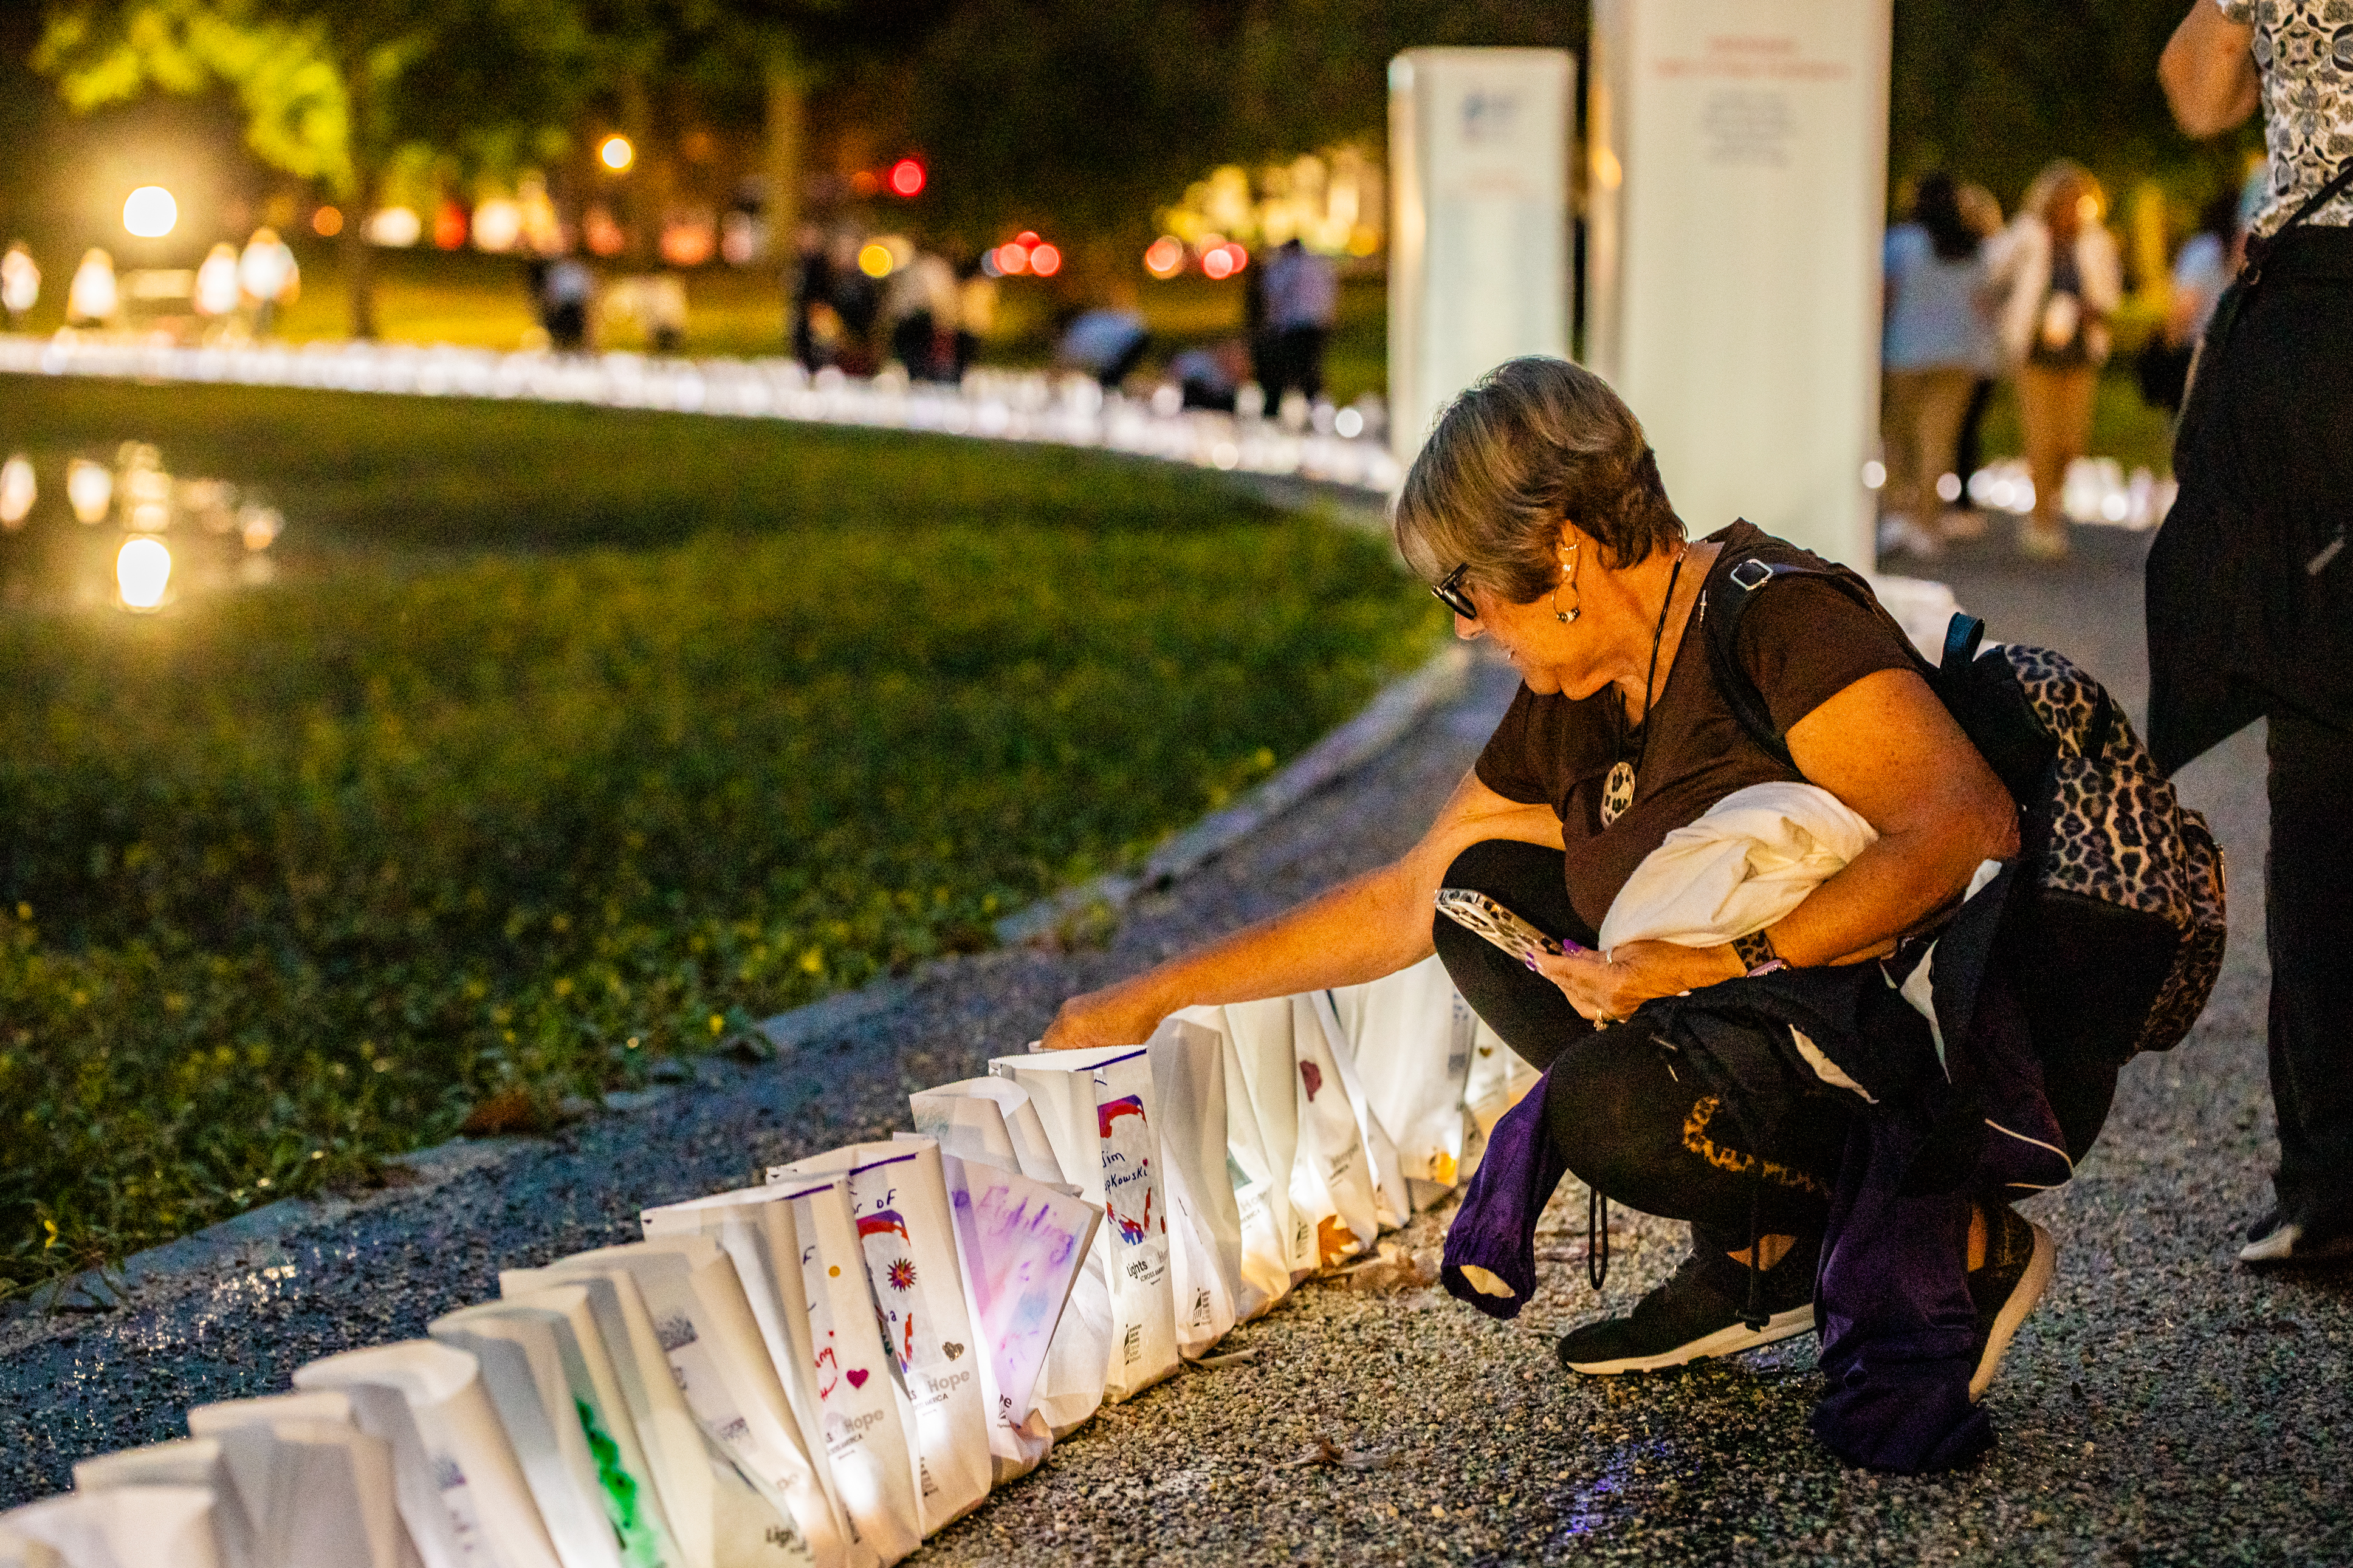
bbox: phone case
[1434,888,1576,964]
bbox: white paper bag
[531,1240,840,1566]
[929,1148,1099,1482]
[772,1142,992,1536]
[173,1413,399,1568]
[634,1190,860,1568]
[910,1079,1105,1439]
[1287,995,1378,1267]
[740,1175,926,1565]
[989,1046,1180,1402]
[0,1486,223,1568]
[428,1299,674,1568]
[72,1442,258,1568]
[1307,991,1410,1231]
[1172,1007,1293,1320]
[286,1345,555,1568]
[905,1081,1060,1184]
[1142,1017,1243,1358]
[1327,956,1477,1207]
[500,1256,833,1568]
[1206,997,1321,1282]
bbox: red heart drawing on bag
[847,1368,869,1389]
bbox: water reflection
[0,456,30,526]
[0,445,285,611]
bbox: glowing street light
[857,242,895,279]
[117,536,171,610]
[887,158,926,197]
[600,135,635,172]
[123,186,177,239]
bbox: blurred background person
[788,222,833,367]
[1996,162,2120,560]
[1056,290,1150,389]
[2156,0,2353,1267]
[953,251,995,379]
[1879,172,1997,557]
[238,227,298,335]
[644,273,687,354]
[193,241,242,324]
[1169,338,1249,412]
[885,246,960,382]
[1946,183,2008,538]
[2,241,38,330]
[2140,191,2241,413]
[1260,236,1338,419]
[542,256,593,352]
[64,246,117,328]
[824,228,880,375]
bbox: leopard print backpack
[1704,544,2227,1069]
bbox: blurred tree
[35,0,596,336]
[907,0,1243,261]
[1891,0,2256,217]
[1226,0,1582,161]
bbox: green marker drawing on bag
[578,1397,671,1568]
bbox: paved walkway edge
[4,636,1471,1329]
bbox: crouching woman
[1043,357,2111,1470]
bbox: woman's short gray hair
[1392,357,1684,605]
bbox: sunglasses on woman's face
[1432,562,1479,620]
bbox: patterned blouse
[2220,0,2353,233]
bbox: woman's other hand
[1527,940,1744,1024]
[1040,982,1167,1052]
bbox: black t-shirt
[1473,522,1920,934]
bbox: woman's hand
[1527,940,1745,1025]
[1039,981,1169,1052]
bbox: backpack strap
[1700,549,1967,768]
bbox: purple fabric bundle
[1439,1081,1564,1320]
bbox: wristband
[1733,928,1780,973]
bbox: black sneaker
[1556,1234,1818,1374]
[1967,1203,2054,1400]
[2239,1205,2353,1267]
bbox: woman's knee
[1540,1026,1670,1195]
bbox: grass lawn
[0,376,1442,1296]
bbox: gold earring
[1552,546,1581,624]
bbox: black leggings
[1433,839,1852,1241]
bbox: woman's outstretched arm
[1039,767,1563,1050]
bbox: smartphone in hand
[1435,888,1586,966]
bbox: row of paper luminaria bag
[2,955,1536,1568]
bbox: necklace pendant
[1600,761,1636,828]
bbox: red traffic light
[888,158,926,197]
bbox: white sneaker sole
[1970,1220,2055,1401]
[1561,1303,1816,1375]
[2239,1222,2353,1265]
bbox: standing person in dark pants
[2156,0,2353,1266]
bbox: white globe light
[66,459,113,524]
[117,536,172,609]
[123,187,178,239]
[471,198,523,253]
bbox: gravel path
[5,521,2344,1565]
